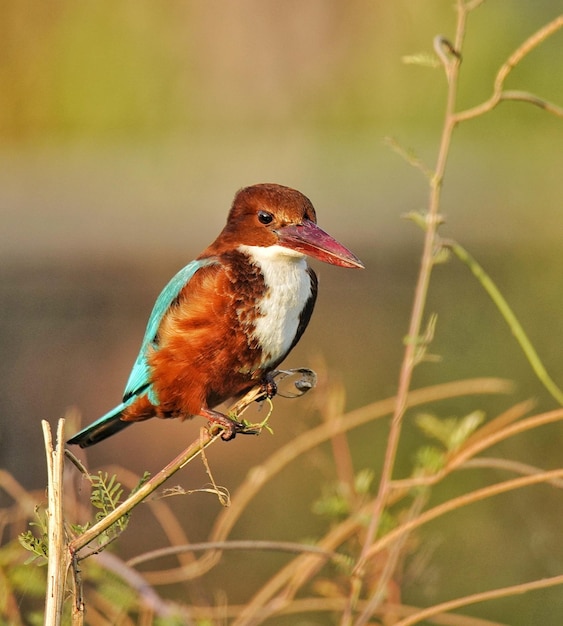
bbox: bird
[68,183,364,448]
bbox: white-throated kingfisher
[68,183,363,447]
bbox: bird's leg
[201,374,279,440]
[200,407,244,441]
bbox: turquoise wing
[122,258,216,403]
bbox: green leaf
[354,469,375,495]
[18,507,49,564]
[90,471,128,531]
[402,52,440,68]
[415,411,485,452]
[415,445,446,475]
[449,411,483,450]
[130,471,151,496]
[312,490,349,519]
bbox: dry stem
[43,419,71,626]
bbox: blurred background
[1,1,563,623]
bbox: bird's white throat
[238,244,312,367]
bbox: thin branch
[384,136,434,180]
[347,10,563,624]
[462,457,563,488]
[93,551,187,619]
[454,14,563,122]
[493,15,563,92]
[394,573,563,626]
[126,540,347,569]
[500,90,563,118]
[210,379,510,562]
[390,407,563,492]
[322,381,358,506]
[364,468,563,564]
[191,597,507,625]
[448,240,563,404]
[355,494,427,623]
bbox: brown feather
[122,251,272,423]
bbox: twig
[394,573,563,626]
[461,457,563,488]
[126,540,348,569]
[448,240,563,404]
[190,597,507,625]
[364,468,563,564]
[356,493,427,621]
[454,14,563,122]
[93,551,184,619]
[322,381,358,506]
[389,406,563,491]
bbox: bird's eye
[258,211,274,225]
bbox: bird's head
[212,183,364,269]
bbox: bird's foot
[258,373,278,401]
[201,408,249,441]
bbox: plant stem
[395,573,563,626]
[454,14,563,123]
[346,4,470,624]
[450,241,563,404]
[43,419,71,626]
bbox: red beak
[277,220,364,269]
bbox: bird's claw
[259,374,278,401]
[206,412,258,441]
[202,408,240,441]
[207,417,240,441]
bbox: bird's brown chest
[146,252,283,414]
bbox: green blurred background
[1,1,563,623]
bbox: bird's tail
[67,401,133,448]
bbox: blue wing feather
[122,258,216,402]
[68,257,217,447]
[67,400,135,447]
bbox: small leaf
[312,485,350,519]
[354,469,375,495]
[18,507,49,564]
[88,471,130,540]
[130,471,151,496]
[433,245,451,265]
[416,411,486,452]
[449,411,485,450]
[403,211,429,231]
[415,445,446,475]
[415,413,458,449]
[402,52,441,68]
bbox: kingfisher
[68,183,363,448]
